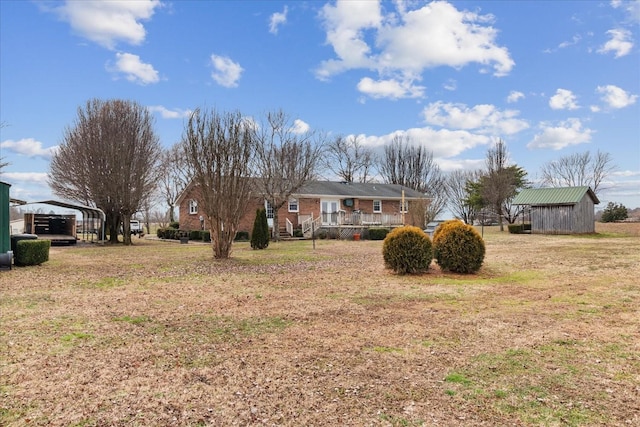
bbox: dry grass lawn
[1,223,639,426]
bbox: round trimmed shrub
[382,226,432,275]
[433,220,485,274]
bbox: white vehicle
[129,220,144,236]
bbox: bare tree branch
[158,144,193,223]
[379,135,446,224]
[445,169,480,224]
[540,150,616,195]
[181,108,256,259]
[49,99,162,244]
[323,135,375,183]
[252,110,325,241]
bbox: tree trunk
[106,214,120,244]
[122,218,132,245]
[272,208,280,241]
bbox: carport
[13,199,106,243]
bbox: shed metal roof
[512,186,599,206]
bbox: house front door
[321,200,339,225]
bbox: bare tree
[323,135,375,183]
[540,150,615,195]
[159,144,193,223]
[445,169,480,224]
[181,108,256,259]
[379,135,446,224]
[49,99,162,244]
[252,110,324,241]
[467,140,528,231]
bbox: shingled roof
[512,186,600,206]
[294,181,426,199]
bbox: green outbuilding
[512,186,600,234]
[1,181,11,253]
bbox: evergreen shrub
[508,224,523,234]
[433,220,485,274]
[235,231,249,241]
[251,209,269,249]
[382,226,432,275]
[15,240,51,267]
[369,228,390,240]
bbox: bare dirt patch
[1,224,639,426]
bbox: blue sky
[1,0,639,213]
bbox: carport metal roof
[16,200,105,240]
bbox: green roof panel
[512,186,599,206]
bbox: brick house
[177,180,428,238]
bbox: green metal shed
[513,186,600,234]
[1,181,10,253]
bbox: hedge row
[15,240,50,267]
[508,223,532,234]
[156,228,254,242]
[156,228,189,240]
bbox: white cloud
[549,88,579,110]
[422,101,529,135]
[0,138,58,158]
[316,0,381,80]
[148,105,193,119]
[291,119,310,134]
[598,28,633,58]
[210,54,243,88]
[269,6,288,34]
[436,157,485,172]
[507,91,525,103]
[53,0,161,50]
[558,34,582,49]
[0,172,49,185]
[596,85,638,108]
[527,118,594,150]
[612,170,640,177]
[611,0,640,23]
[355,126,491,159]
[443,79,457,91]
[108,52,160,85]
[357,77,425,99]
[316,0,514,93]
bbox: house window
[401,200,409,213]
[373,200,382,213]
[265,200,274,219]
[189,199,198,214]
[288,198,299,213]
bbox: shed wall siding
[531,194,595,234]
[572,194,596,233]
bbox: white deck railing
[301,215,322,237]
[324,211,405,227]
[285,218,294,237]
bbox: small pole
[311,212,316,250]
[402,189,405,225]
